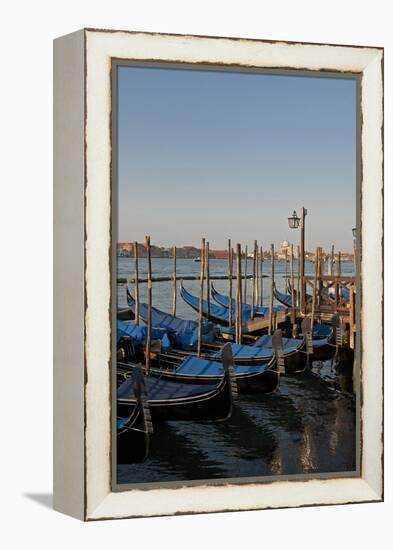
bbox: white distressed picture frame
[53,29,383,521]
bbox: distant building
[117,242,134,257]
[277,240,293,260]
[182,246,200,259]
[117,242,162,257]
[210,249,228,259]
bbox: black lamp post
[288,207,307,312]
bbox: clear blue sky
[117,65,356,252]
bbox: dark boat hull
[283,342,308,373]
[171,344,275,368]
[273,284,293,308]
[148,363,279,395]
[180,284,232,326]
[311,342,336,361]
[172,340,303,375]
[253,337,307,374]
[117,406,149,464]
[118,374,233,422]
[334,346,355,371]
[210,284,268,317]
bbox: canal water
[117,257,356,485]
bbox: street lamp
[288,211,300,229]
[288,207,307,312]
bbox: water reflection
[118,357,356,484]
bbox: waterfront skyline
[118,66,357,250]
[117,242,355,257]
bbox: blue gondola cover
[127,291,217,351]
[117,320,167,344]
[211,285,274,316]
[118,373,217,401]
[175,355,271,377]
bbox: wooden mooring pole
[318,247,323,306]
[145,236,152,374]
[228,239,233,328]
[172,245,177,316]
[269,244,275,335]
[197,238,206,357]
[205,241,210,319]
[290,243,295,307]
[296,245,300,308]
[236,243,242,344]
[251,240,257,319]
[134,241,139,325]
[335,251,342,307]
[290,244,296,336]
[255,241,259,307]
[239,245,243,340]
[244,245,248,304]
[310,247,319,331]
[329,245,335,276]
[299,207,307,314]
[260,246,264,307]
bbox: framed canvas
[53,28,383,521]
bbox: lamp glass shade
[288,210,300,229]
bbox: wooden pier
[243,310,288,334]
[301,275,356,349]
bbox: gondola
[118,334,279,394]
[180,281,238,325]
[149,352,278,394]
[306,323,335,360]
[118,318,169,346]
[180,281,284,327]
[288,279,350,304]
[210,283,284,316]
[120,306,278,368]
[123,297,297,371]
[124,289,308,374]
[310,323,333,340]
[273,283,294,308]
[276,285,334,341]
[274,283,334,358]
[327,287,350,301]
[259,332,334,364]
[117,366,151,464]
[125,289,307,376]
[287,280,313,304]
[253,334,307,373]
[298,317,335,362]
[126,287,217,350]
[310,337,335,361]
[211,283,270,316]
[117,344,236,421]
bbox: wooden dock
[243,310,288,334]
